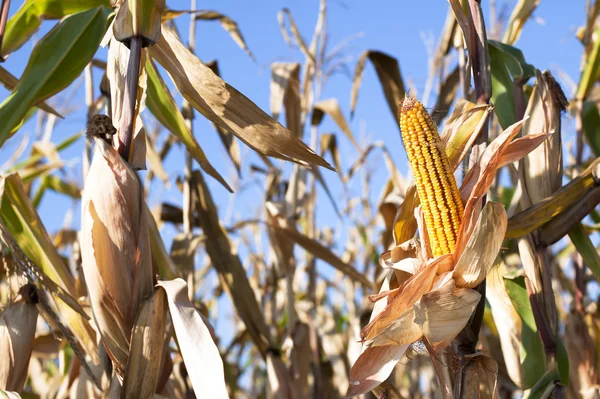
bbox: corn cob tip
[400,95,418,114]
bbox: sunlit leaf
[0,7,112,146]
[145,59,231,191]
[195,11,254,60]
[1,0,110,57]
[150,26,333,171]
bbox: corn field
[0,0,599,398]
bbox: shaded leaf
[432,66,460,124]
[504,274,546,389]
[576,27,600,101]
[191,170,275,356]
[568,222,600,281]
[582,100,600,157]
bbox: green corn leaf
[0,6,112,147]
[576,28,600,100]
[504,274,546,389]
[525,369,561,399]
[568,222,600,281]
[145,59,231,192]
[488,40,535,129]
[2,0,111,58]
[0,173,98,361]
[582,100,600,157]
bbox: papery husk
[519,70,565,208]
[456,355,499,399]
[486,262,523,387]
[114,0,165,46]
[346,272,410,398]
[366,307,422,347]
[415,278,481,346]
[122,289,167,399]
[453,202,507,288]
[0,284,38,392]
[361,262,439,342]
[107,37,148,170]
[81,137,154,373]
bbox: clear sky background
[0,0,589,344]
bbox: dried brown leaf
[271,63,302,138]
[502,0,541,45]
[313,98,359,150]
[150,27,332,170]
[204,60,242,175]
[350,50,405,129]
[195,11,254,60]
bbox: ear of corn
[399,96,463,257]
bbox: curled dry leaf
[196,11,254,60]
[519,70,565,208]
[313,98,359,150]
[350,50,405,128]
[415,278,481,345]
[270,63,302,138]
[486,262,523,387]
[502,0,541,45]
[345,345,408,398]
[150,26,333,170]
[156,279,229,399]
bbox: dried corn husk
[0,284,39,392]
[81,137,154,374]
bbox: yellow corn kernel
[399,96,463,257]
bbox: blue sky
[0,0,590,351]
[0,1,586,232]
